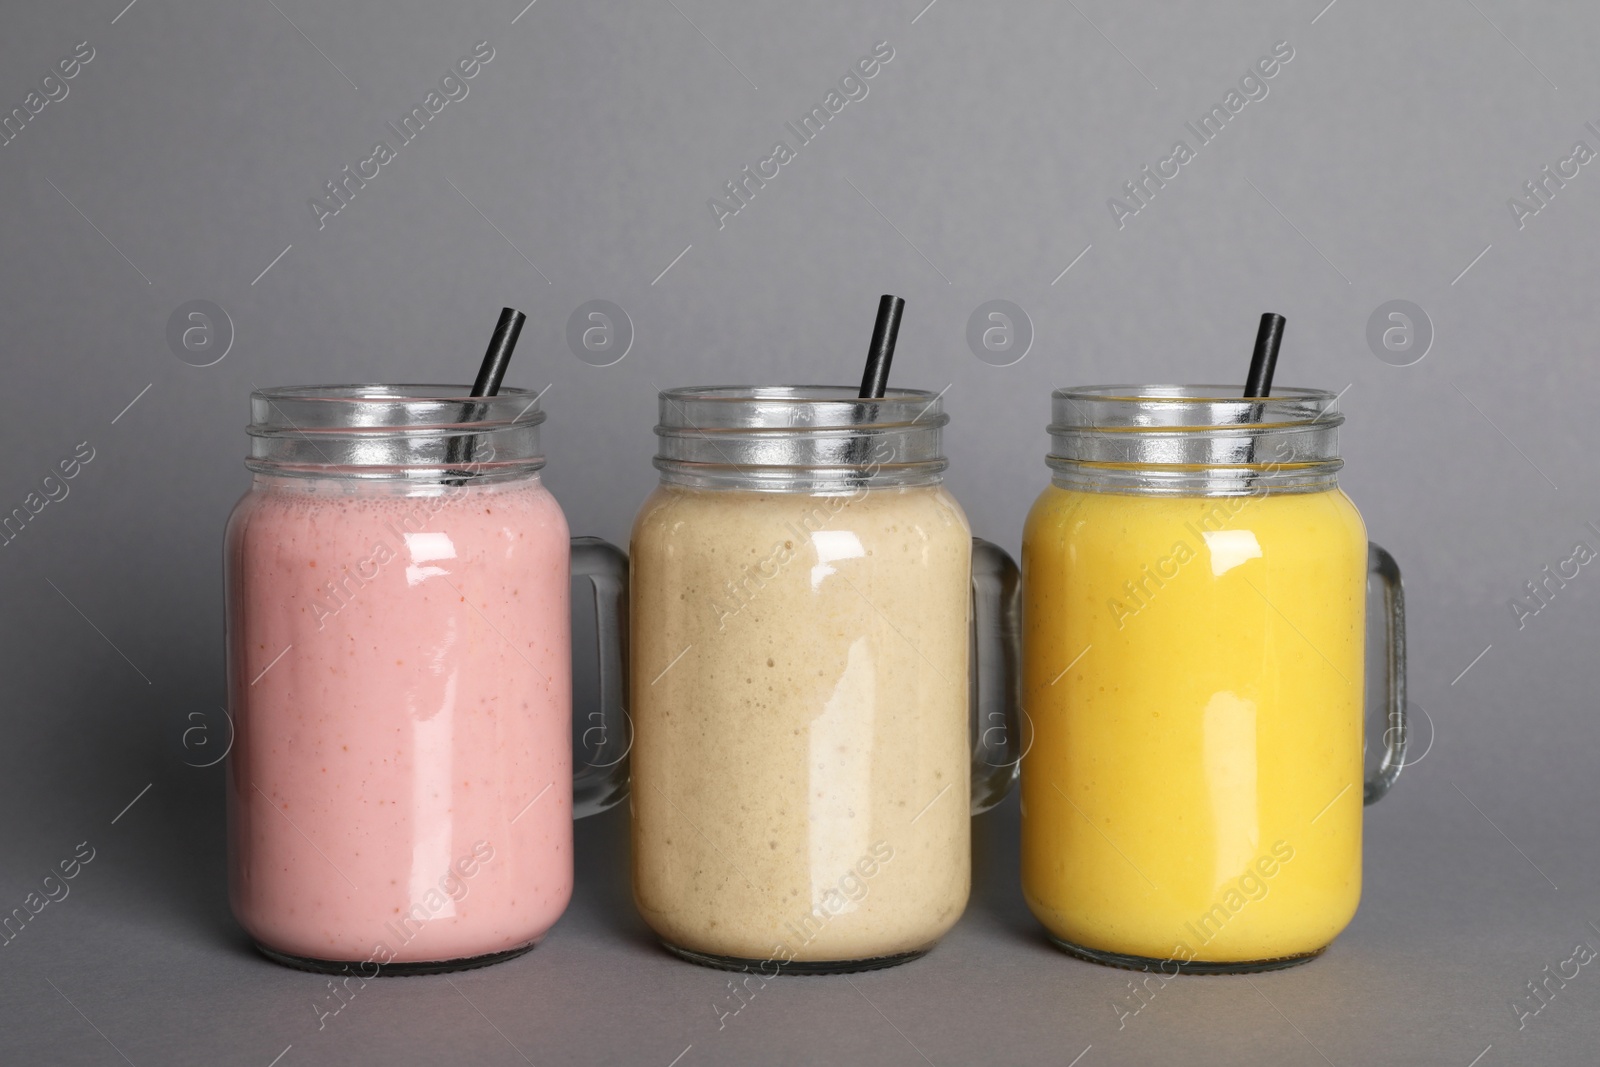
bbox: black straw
[449,307,526,473]
[472,307,526,398]
[859,295,905,399]
[1244,313,1285,398]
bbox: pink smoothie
[226,474,572,964]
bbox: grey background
[0,0,1596,1063]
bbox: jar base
[1046,935,1323,975]
[254,940,536,976]
[661,941,929,976]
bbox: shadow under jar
[629,386,1020,975]
[1020,386,1407,974]
[225,385,629,975]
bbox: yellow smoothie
[1021,484,1367,964]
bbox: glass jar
[629,386,1020,974]
[1020,386,1406,973]
[225,385,629,975]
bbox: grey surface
[1,0,1598,1063]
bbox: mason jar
[629,386,1020,974]
[225,385,629,976]
[1020,385,1407,973]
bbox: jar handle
[571,536,631,818]
[970,537,1022,814]
[1365,542,1407,805]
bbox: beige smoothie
[630,482,972,965]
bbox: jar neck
[249,469,542,497]
[247,384,545,483]
[654,386,948,492]
[1047,385,1344,497]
